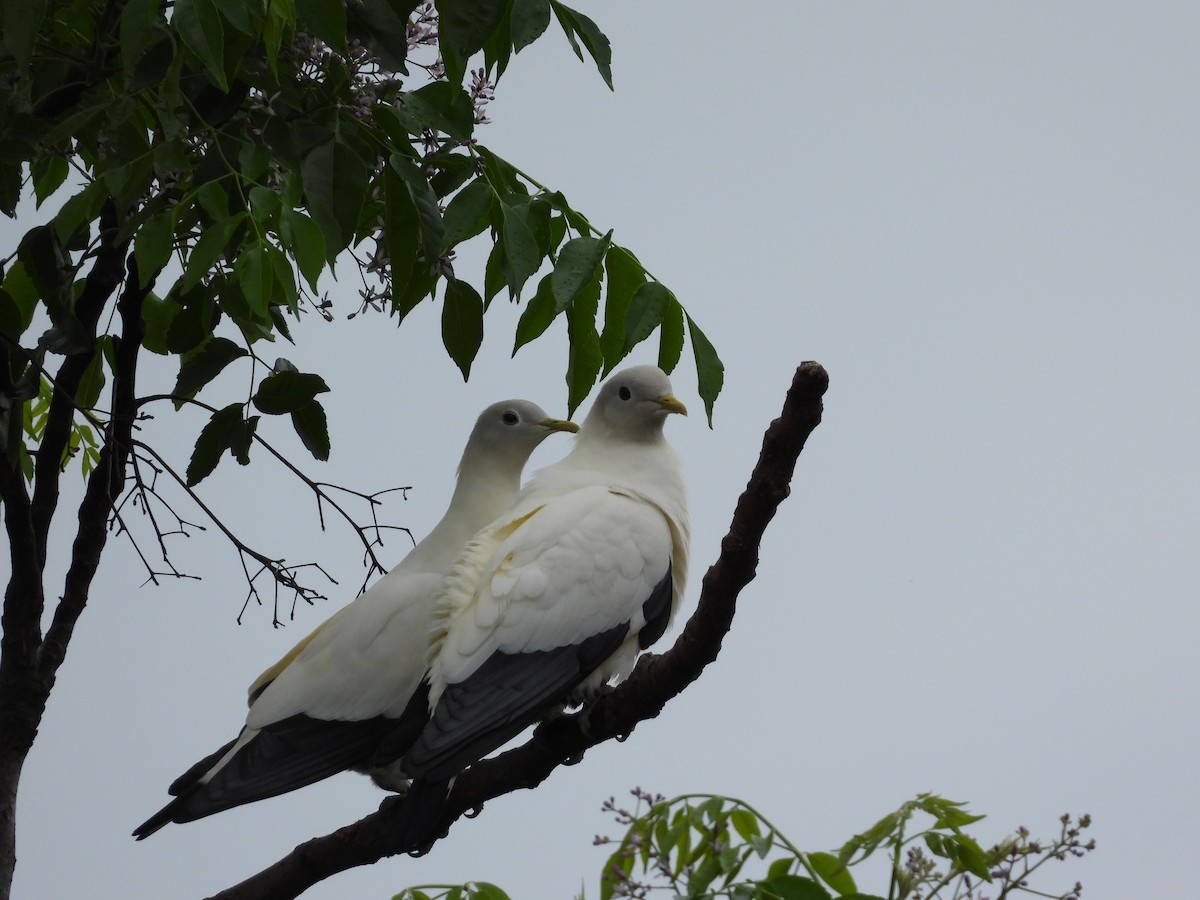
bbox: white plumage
[402,365,689,787]
[133,400,577,839]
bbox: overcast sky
[10,3,1199,898]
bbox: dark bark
[208,361,830,900]
[29,202,128,567]
[0,232,150,900]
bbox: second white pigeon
[402,365,690,789]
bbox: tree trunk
[0,221,143,897]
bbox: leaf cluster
[396,790,1095,900]
[590,791,1092,900]
[1,0,723,499]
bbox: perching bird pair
[134,364,690,841]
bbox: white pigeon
[133,401,577,839]
[401,365,689,795]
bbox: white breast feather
[426,485,677,706]
[246,571,443,725]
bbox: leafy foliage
[397,790,1095,900]
[1,0,725,503]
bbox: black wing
[133,715,391,839]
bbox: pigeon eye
[502,411,520,425]
[618,386,632,401]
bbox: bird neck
[401,450,522,574]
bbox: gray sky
[11,2,1199,897]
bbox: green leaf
[181,212,246,290]
[945,834,993,881]
[128,35,177,93]
[32,155,69,208]
[2,0,47,70]
[213,0,255,34]
[235,245,275,317]
[134,212,175,288]
[442,278,484,380]
[443,179,496,247]
[239,137,271,178]
[0,290,23,341]
[390,155,446,264]
[229,414,258,464]
[303,141,369,257]
[140,292,182,355]
[483,240,508,304]
[622,281,671,354]
[512,0,551,51]
[0,162,19,218]
[165,290,222,354]
[512,273,557,355]
[119,0,159,73]
[216,278,271,342]
[18,225,71,302]
[197,180,230,223]
[384,171,420,298]
[500,199,541,299]
[174,0,228,90]
[248,183,280,221]
[929,803,987,830]
[687,315,724,426]
[762,876,833,900]
[76,342,108,410]
[0,263,38,337]
[53,182,105,248]
[481,9,512,79]
[186,402,244,485]
[475,146,524,197]
[346,0,412,72]
[550,1,613,89]
[466,884,511,900]
[104,153,155,212]
[279,209,326,292]
[439,0,508,65]
[552,231,611,311]
[657,296,684,374]
[295,0,348,52]
[395,263,437,317]
[565,275,601,415]
[291,399,331,460]
[172,337,247,402]
[398,82,476,142]
[598,245,644,372]
[729,809,761,842]
[808,852,856,896]
[767,858,796,882]
[524,196,554,255]
[42,101,108,148]
[252,371,330,415]
[267,243,298,311]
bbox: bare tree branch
[207,361,830,900]
[137,394,409,597]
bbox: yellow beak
[540,418,580,434]
[655,394,688,416]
